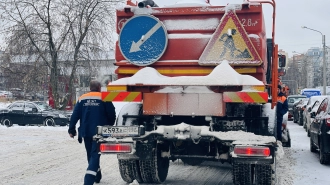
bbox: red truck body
[96,1,284,184]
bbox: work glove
[68,129,77,138]
[78,137,83,144]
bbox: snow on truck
[94,0,286,184]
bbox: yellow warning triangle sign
[199,10,262,66]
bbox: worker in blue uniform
[68,80,116,184]
[276,85,288,141]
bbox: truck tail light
[100,143,132,153]
[326,118,330,127]
[234,146,270,157]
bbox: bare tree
[0,0,118,109]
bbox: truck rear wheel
[139,144,169,183]
[118,160,143,183]
[232,163,253,185]
[255,164,272,185]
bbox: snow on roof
[163,18,219,31]
[111,60,264,86]
[155,86,215,93]
[165,0,210,7]
[225,4,242,12]
[168,34,212,39]
[302,88,321,91]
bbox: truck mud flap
[136,143,154,160]
[117,143,154,160]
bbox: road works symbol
[199,10,262,65]
[119,15,168,66]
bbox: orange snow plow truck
[94,0,286,184]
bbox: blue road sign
[119,15,168,66]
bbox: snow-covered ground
[0,102,329,184]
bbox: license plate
[102,126,139,137]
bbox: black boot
[95,170,102,183]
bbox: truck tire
[319,139,330,164]
[232,163,253,185]
[139,144,169,183]
[118,160,143,183]
[255,164,272,185]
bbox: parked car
[293,98,309,125]
[0,91,13,99]
[34,101,72,121]
[0,101,70,127]
[310,97,330,164]
[303,96,328,137]
[287,95,307,121]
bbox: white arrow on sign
[130,22,162,53]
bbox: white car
[0,91,13,99]
[303,95,328,137]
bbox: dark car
[310,97,330,164]
[287,95,307,121]
[293,98,309,125]
[0,101,70,127]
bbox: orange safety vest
[277,96,286,104]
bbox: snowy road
[0,120,329,185]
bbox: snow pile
[155,86,214,93]
[129,179,139,185]
[131,6,153,15]
[111,60,264,86]
[148,122,276,145]
[276,148,295,185]
[0,102,10,108]
[262,103,276,134]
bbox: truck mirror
[278,55,286,67]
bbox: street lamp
[302,26,326,95]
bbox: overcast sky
[1,0,329,57]
[155,0,330,57]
